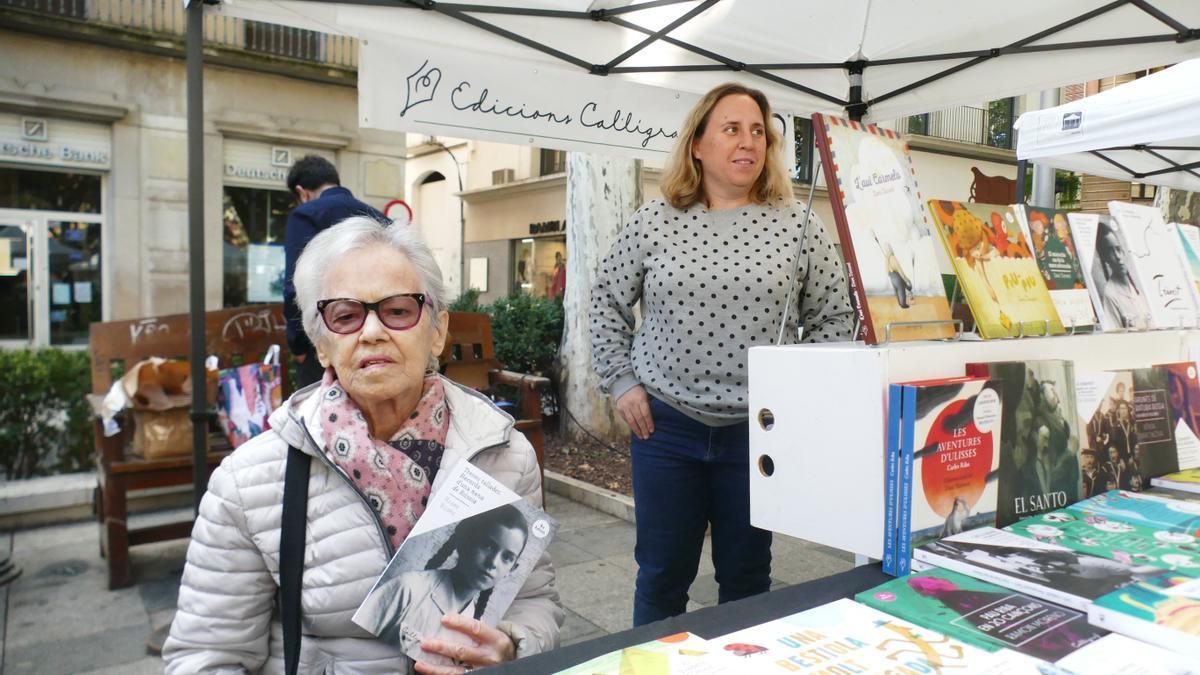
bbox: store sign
[223,138,331,187]
[364,39,709,162]
[529,220,564,235]
[224,164,289,182]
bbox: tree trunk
[560,152,643,444]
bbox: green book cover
[1006,507,1200,572]
[1089,573,1200,658]
[856,568,1105,662]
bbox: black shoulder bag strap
[280,444,311,675]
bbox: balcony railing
[896,106,1015,150]
[1,0,358,68]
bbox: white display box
[747,330,1200,560]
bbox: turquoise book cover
[1068,490,1200,535]
[856,568,1104,662]
[1007,508,1200,572]
[1089,572,1200,658]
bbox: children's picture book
[707,597,1011,673]
[554,632,723,675]
[352,460,558,667]
[1107,201,1200,330]
[1012,205,1095,330]
[1089,572,1200,659]
[896,377,1003,575]
[1176,222,1200,301]
[1160,361,1200,471]
[914,526,1166,612]
[812,114,954,344]
[1068,212,1153,331]
[856,567,1106,662]
[1054,632,1200,674]
[927,200,1064,338]
[1006,507,1200,573]
[1069,490,1200,536]
[966,360,1083,527]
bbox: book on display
[553,632,724,675]
[1053,632,1200,674]
[811,114,955,344]
[1089,572,1200,659]
[895,377,1003,575]
[1176,222,1200,302]
[1159,361,1200,471]
[1076,368,1178,496]
[884,383,904,575]
[1068,490,1200,535]
[966,360,1083,527]
[1006,507,1200,573]
[1107,200,1200,330]
[913,526,1167,612]
[1153,468,1200,495]
[1012,205,1096,331]
[856,567,1106,662]
[927,199,1064,338]
[1068,211,1153,331]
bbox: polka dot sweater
[590,198,855,426]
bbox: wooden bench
[89,304,288,589]
[439,312,550,483]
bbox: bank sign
[0,116,112,170]
[360,37,794,166]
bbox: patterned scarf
[318,370,449,550]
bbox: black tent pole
[186,0,208,515]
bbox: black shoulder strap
[280,444,311,675]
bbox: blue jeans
[631,397,772,626]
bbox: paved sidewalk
[0,492,853,674]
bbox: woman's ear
[430,309,450,360]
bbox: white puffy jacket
[163,377,563,673]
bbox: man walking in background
[284,155,384,388]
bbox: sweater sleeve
[589,206,648,401]
[162,460,277,674]
[795,208,856,344]
[497,429,564,659]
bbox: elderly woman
[591,82,854,626]
[163,217,562,673]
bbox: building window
[539,149,566,176]
[244,20,322,61]
[512,236,567,299]
[793,116,815,184]
[0,167,101,213]
[47,218,101,345]
[0,0,86,19]
[222,186,294,309]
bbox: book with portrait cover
[352,460,558,667]
[1005,507,1200,573]
[966,360,1083,527]
[1089,572,1200,659]
[856,567,1105,662]
[706,597,1021,674]
[554,632,724,675]
[1068,211,1154,331]
[1012,205,1096,331]
[1068,490,1200,536]
[811,114,954,344]
[1076,368,1178,495]
[1107,201,1200,330]
[896,377,1003,575]
[1158,361,1200,472]
[927,200,1064,338]
[913,526,1167,612]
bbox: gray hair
[293,215,448,348]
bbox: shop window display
[512,236,566,299]
[223,186,294,308]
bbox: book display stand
[746,329,1200,561]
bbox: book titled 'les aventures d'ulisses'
[812,114,954,344]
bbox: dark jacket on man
[283,186,384,359]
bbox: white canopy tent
[1015,58,1200,192]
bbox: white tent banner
[359,36,795,165]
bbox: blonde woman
[591,82,853,626]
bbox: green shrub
[487,292,564,376]
[0,349,93,479]
[448,288,485,313]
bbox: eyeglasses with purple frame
[316,293,427,334]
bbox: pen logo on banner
[402,59,441,117]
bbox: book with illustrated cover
[1069,490,1200,536]
[928,200,1064,338]
[1006,507,1200,573]
[1107,201,1200,330]
[352,460,558,667]
[914,527,1167,612]
[896,377,1003,575]
[1176,222,1200,301]
[554,632,723,675]
[707,597,1017,673]
[966,360,1083,527]
[1068,212,1153,331]
[1076,369,1178,495]
[1159,361,1200,471]
[1089,572,1200,659]
[856,567,1105,662]
[1154,468,1200,495]
[811,114,954,344]
[1054,632,1200,674]
[1013,206,1095,330]
[1146,485,1200,504]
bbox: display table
[487,564,889,673]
